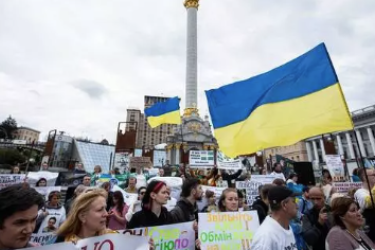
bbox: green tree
[0,116,18,139]
[0,148,26,165]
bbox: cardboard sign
[129,157,152,168]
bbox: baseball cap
[268,186,301,204]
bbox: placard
[189,150,215,166]
[332,182,363,193]
[198,211,260,250]
[153,150,166,167]
[250,175,277,184]
[119,222,195,250]
[30,232,56,246]
[325,155,345,181]
[217,151,242,170]
[129,157,152,168]
[0,174,26,189]
[27,171,59,187]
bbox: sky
[0,0,374,143]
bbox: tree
[0,148,26,165]
[0,116,18,139]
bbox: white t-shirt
[270,172,286,181]
[354,188,370,212]
[251,216,297,250]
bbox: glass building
[74,140,115,173]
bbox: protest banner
[34,186,62,201]
[325,155,345,182]
[217,151,242,170]
[27,171,59,186]
[76,233,149,250]
[332,182,363,193]
[30,232,56,246]
[189,151,215,167]
[129,157,152,169]
[0,174,26,189]
[24,242,75,250]
[250,175,277,184]
[119,222,195,250]
[198,211,260,250]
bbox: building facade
[264,141,309,162]
[305,104,375,164]
[12,126,40,143]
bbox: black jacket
[301,207,332,250]
[221,170,242,188]
[251,197,268,224]
[127,207,175,229]
[170,198,198,223]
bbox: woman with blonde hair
[54,189,114,243]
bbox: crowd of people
[0,161,375,250]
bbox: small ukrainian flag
[144,97,181,128]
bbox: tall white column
[175,145,180,165]
[312,140,319,162]
[166,148,171,163]
[336,134,344,156]
[320,138,326,161]
[367,127,375,156]
[184,0,199,108]
[305,142,313,162]
[356,129,367,157]
[346,132,355,159]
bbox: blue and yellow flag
[205,43,354,157]
[144,96,181,128]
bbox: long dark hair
[113,191,125,214]
[36,178,47,187]
[142,180,166,210]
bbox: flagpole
[353,130,375,209]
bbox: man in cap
[252,186,299,250]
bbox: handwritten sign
[198,211,260,250]
[76,234,149,250]
[129,157,152,168]
[119,222,195,250]
[332,182,363,193]
[0,174,26,189]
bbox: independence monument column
[184,0,199,114]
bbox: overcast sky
[0,0,374,143]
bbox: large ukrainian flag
[205,43,354,158]
[144,97,181,128]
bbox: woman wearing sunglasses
[326,196,374,250]
[125,186,146,222]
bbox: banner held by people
[0,174,26,189]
